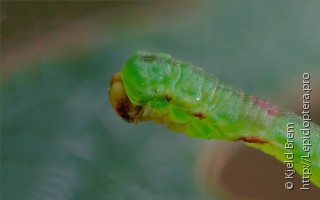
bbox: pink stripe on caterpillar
[250,96,279,116]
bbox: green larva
[109,51,320,188]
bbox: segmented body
[110,51,320,187]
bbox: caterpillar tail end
[109,72,141,123]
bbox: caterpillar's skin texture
[109,51,320,187]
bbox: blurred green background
[1,1,320,200]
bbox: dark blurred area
[1,1,320,200]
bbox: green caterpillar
[109,51,320,188]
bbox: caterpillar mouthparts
[109,72,141,123]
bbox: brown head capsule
[109,72,141,123]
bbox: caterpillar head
[109,72,141,123]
